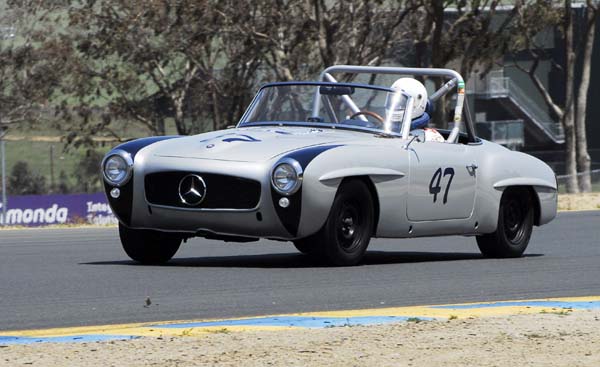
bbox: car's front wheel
[310,179,374,266]
[119,223,182,264]
[476,187,534,258]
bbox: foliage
[0,0,595,195]
[244,0,413,81]
[399,0,562,127]
[0,1,70,133]
[8,160,46,195]
[72,149,104,193]
[56,170,70,194]
[509,0,598,193]
[55,0,267,141]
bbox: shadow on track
[81,251,543,269]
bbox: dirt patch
[2,311,599,367]
[558,193,600,211]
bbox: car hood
[148,126,365,162]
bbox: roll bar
[311,65,476,143]
[321,73,413,137]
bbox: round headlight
[271,159,303,195]
[102,150,133,186]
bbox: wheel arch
[500,185,542,226]
[338,175,381,236]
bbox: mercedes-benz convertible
[101,66,557,266]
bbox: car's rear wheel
[310,179,374,266]
[476,187,534,258]
[119,223,182,264]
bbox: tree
[512,1,596,193]
[8,161,46,195]
[0,1,69,134]
[26,0,583,160]
[72,149,104,193]
[58,1,416,139]
[56,170,71,194]
[54,0,270,141]
[402,0,545,128]
[238,1,414,83]
[575,0,598,192]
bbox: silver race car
[101,66,557,266]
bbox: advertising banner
[0,193,117,227]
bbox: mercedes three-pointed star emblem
[178,174,207,206]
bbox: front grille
[145,171,261,209]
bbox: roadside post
[0,27,15,226]
[0,26,15,226]
[1,126,6,226]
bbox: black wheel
[311,180,375,266]
[476,188,534,258]
[119,223,182,264]
[293,238,318,255]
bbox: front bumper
[105,156,296,240]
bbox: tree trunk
[563,0,579,193]
[154,117,166,136]
[575,3,596,192]
[563,120,579,192]
[313,0,334,67]
[211,87,221,131]
[430,0,446,129]
[174,98,187,135]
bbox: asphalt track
[0,210,599,331]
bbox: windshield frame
[237,81,413,138]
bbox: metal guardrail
[556,169,600,193]
[477,76,564,143]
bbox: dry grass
[557,193,600,211]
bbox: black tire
[292,238,318,255]
[119,223,182,264]
[476,188,534,258]
[311,179,375,266]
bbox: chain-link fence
[556,169,600,194]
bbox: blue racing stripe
[0,335,138,345]
[432,300,600,310]
[151,315,433,329]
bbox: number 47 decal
[429,167,455,204]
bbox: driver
[386,78,444,142]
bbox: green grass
[0,139,107,191]
[8,115,180,139]
[0,115,185,193]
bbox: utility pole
[50,145,55,193]
[1,127,6,226]
[1,25,16,225]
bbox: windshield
[238,83,410,135]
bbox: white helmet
[388,78,428,120]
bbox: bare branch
[529,56,564,120]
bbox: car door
[407,141,477,221]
